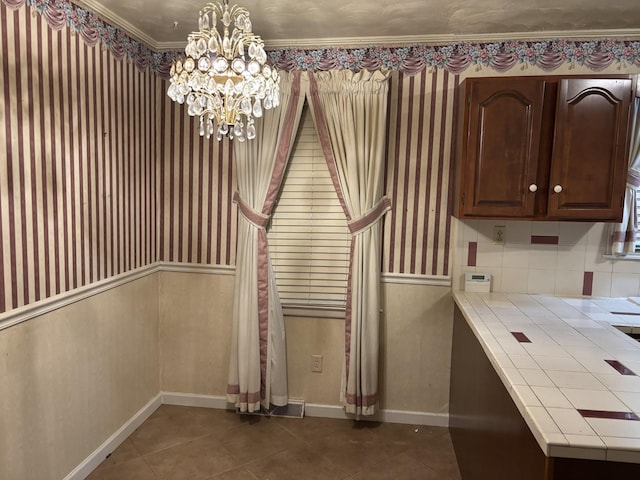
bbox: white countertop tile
[595,374,640,393]
[533,355,587,372]
[520,368,556,387]
[531,386,573,408]
[509,353,541,370]
[560,388,630,412]
[586,417,640,438]
[546,370,607,390]
[547,407,597,436]
[602,437,640,463]
[615,391,640,412]
[453,291,640,463]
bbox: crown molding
[66,2,640,52]
[260,29,640,50]
[72,0,159,49]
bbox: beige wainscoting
[158,270,453,418]
[0,274,160,480]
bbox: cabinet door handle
[553,185,563,193]
[529,184,538,192]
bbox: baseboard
[304,403,449,427]
[161,391,230,409]
[63,393,162,480]
[161,392,449,427]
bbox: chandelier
[167,0,280,141]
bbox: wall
[0,3,159,314]
[452,219,640,297]
[158,269,453,417]
[0,4,161,479]
[0,274,159,480]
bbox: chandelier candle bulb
[167,0,280,141]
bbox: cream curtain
[306,70,391,416]
[227,71,305,412]
[610,96,640,255]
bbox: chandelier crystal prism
[167,0,280,141]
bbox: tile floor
[86,405,462,480]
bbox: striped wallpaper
[383,69,459,277]
[0,2,459,314]
[0,3,158,313]
[156,92,236,267]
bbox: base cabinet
[450,304,640,480]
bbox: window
[268,104,351,310]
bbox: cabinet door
[548,78,632,221]
[459,78,547,218]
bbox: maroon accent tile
[467,242,477,267]
[578,409,640,421]
[582,271,594,296]
[531,235,559,245]
[605,360,637,376]
[511,332,531,343]
[610,311,640,316]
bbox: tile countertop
[453,291,640,464]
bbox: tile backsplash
[451,219,640,298]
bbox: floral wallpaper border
[4,0,640,76]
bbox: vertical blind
[268,105,351,307]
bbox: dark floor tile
[86,457,158,480]
[87,407,462,480]
[349,452,444,480]
[144,433,239,480]
[218,417,301,464]
[207,466,259,479]
[246,445,350,480]
[128,407,213,455]
[89,439,142,475]
[304,423,395,475]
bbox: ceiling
[75,0,640,50]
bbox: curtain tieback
[348,197,392,235]
[628,170,640,189]
[233,191,270,229]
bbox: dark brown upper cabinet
[453,75,635,222]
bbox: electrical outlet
[493,225,506,244]
[311,354,323,373]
